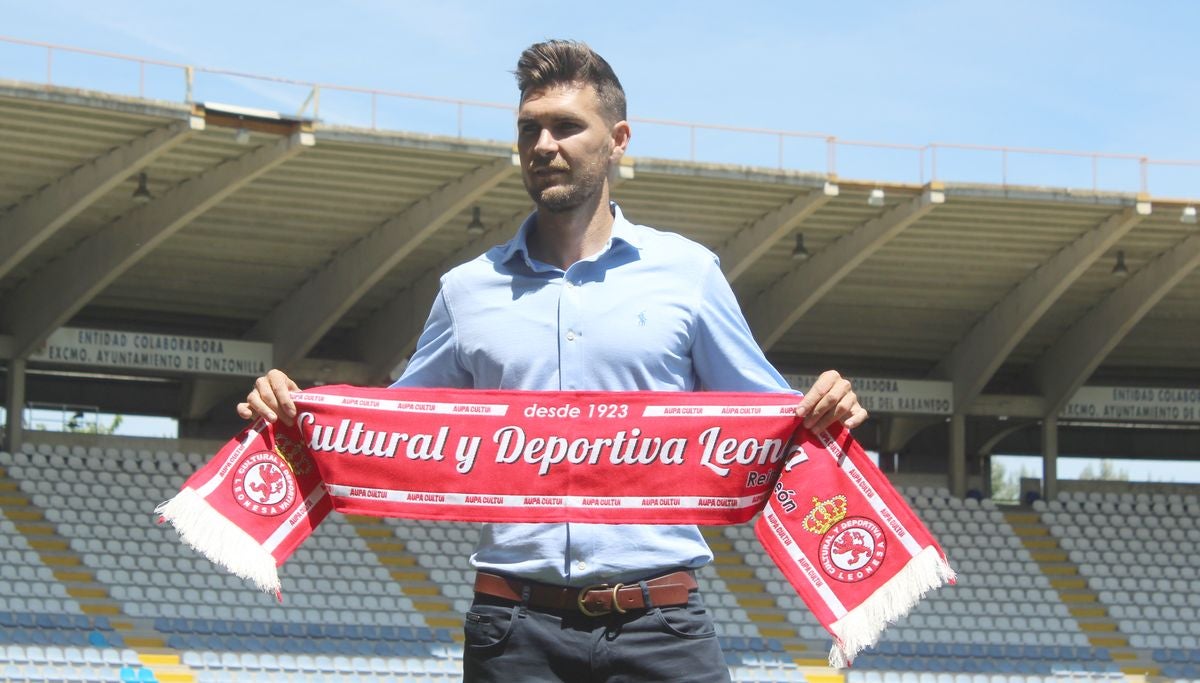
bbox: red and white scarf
[157,385,954,666]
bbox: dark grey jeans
[462,590,732,683]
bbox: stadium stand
[1041,490,1200,680]
[2,36,1200,683]
[3,437,1199,682]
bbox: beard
[523,154,609,213]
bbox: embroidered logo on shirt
[637,311,647,327]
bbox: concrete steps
[1004,509,1161,678]
[0,463,197,682]
[700,528,841,677]
[343,515,463,638]
[138,650,196,682]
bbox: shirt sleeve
[690,255,797,394]
[389,286,473,389]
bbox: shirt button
[566,331,576,341]
[576,561,587,571]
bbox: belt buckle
[577,583,626,616]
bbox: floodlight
[466,207,485,236]
[1111,250,1129,278]
[132,173,152,204]
[791,233,810,261]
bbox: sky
[3,1,1199,196]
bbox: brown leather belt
[473,570,698,617]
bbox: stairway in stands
[1003,509,1160,679]
[703,527,844,683]
[0,460,195,682]
[344,515,463,640]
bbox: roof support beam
[1035,231,1200,417]
[744,185,944,350]
[355,208,530,384]
[931,207,1145,409]
[178,156,517,420]
[179,377,245,420]
[0,117,202,280]
[717,186,835,283]
[246,157,514,368]
[878,415,942,453]
[0,133,313,360]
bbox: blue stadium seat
[230,621,252,637]
[395,626,417,641]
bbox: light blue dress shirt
[392,204,794,586]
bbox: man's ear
[609,120,631,162]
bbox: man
[240,39,866,682]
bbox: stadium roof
[1,52,1198,488]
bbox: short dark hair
[515,40,627,123]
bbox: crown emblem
[274,435,312,477]
[802,495,848,535]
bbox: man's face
[517,83,625,213]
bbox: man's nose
[533,129,557,156]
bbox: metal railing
[2,35,1197,198]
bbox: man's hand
[795,370,868,432]
[236,368,300,426]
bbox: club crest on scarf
[231,448,298,516]
[273,433,313,477]
[803,494,888,583]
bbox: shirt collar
[500,202,642,270]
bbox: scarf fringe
[155,487,282,596]
[827,546,956,668]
